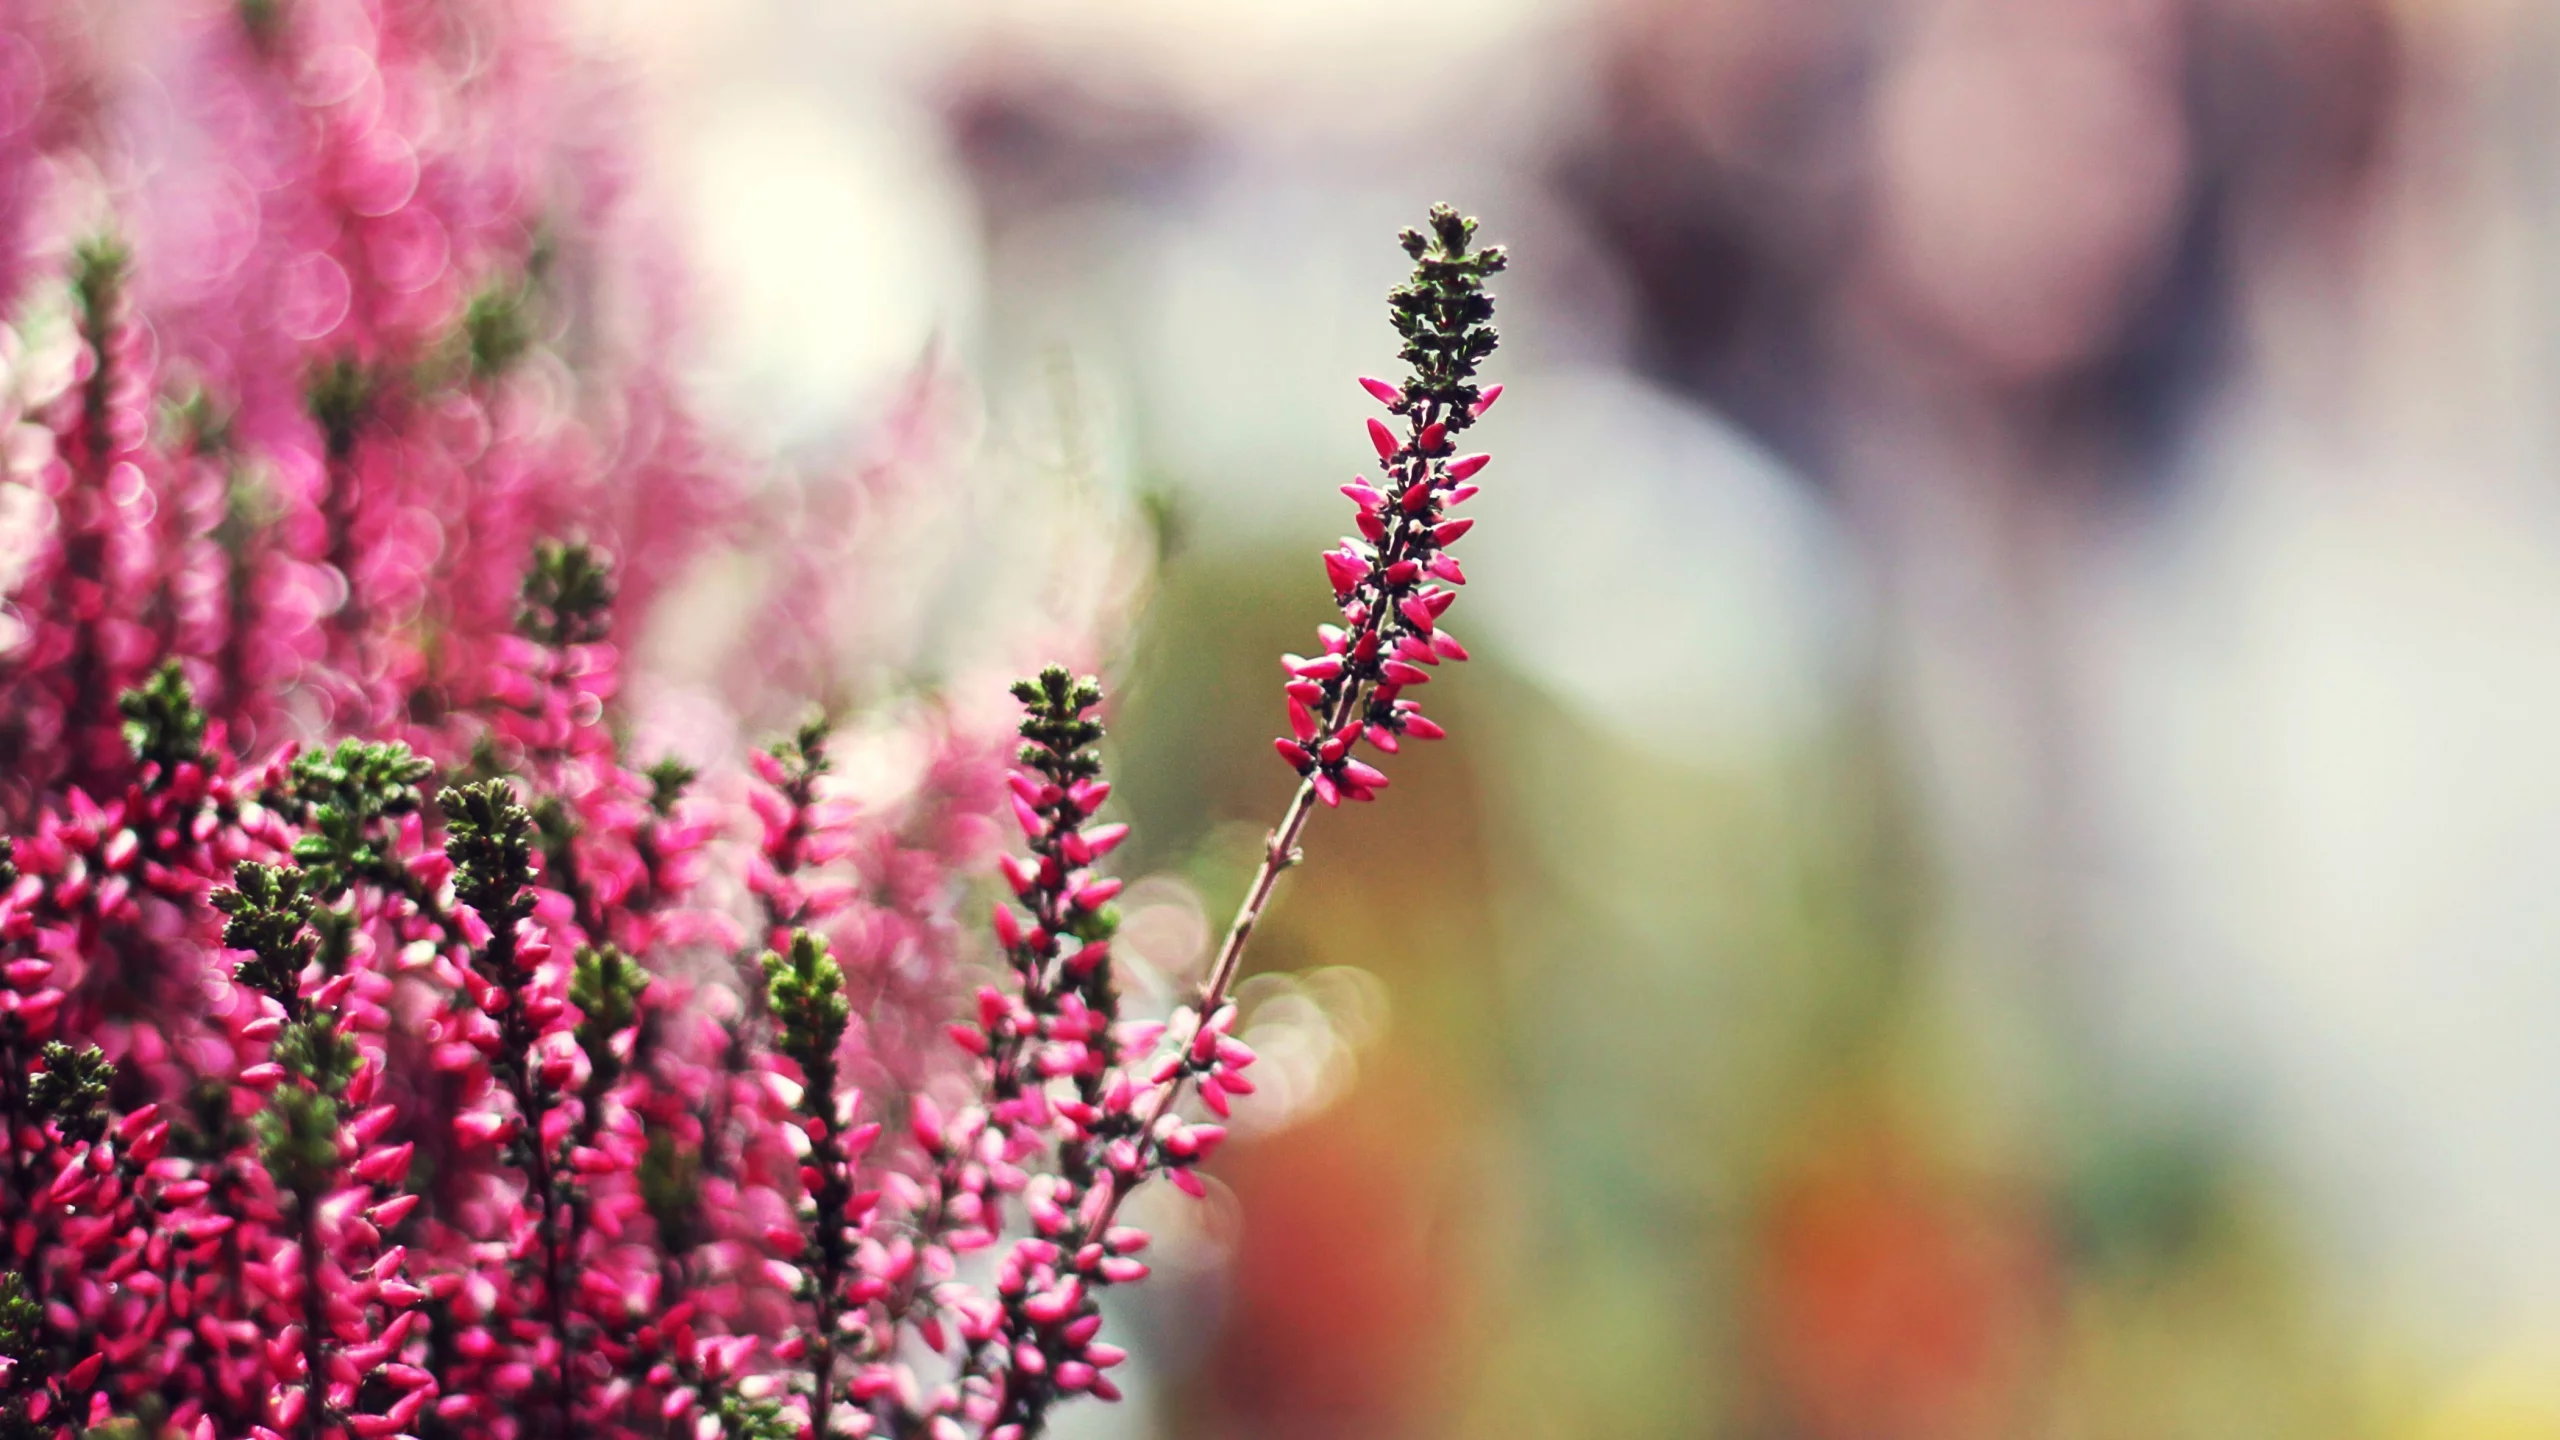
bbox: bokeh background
[600,0,2560,1435]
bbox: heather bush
[0,3,1504,1435]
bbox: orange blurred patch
[1204,1057,1466,1438]
[1757,1128,2057,1440]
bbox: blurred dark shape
[944,54,1207,232]
[1553,0,1867,472]
[1557,0,2400,490]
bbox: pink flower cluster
[0,0,729,804]
[1275,206,1508,806]
[0,0,1512,1431]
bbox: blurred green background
[590,0,2560,1435]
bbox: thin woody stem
[1200,778,1319,1006]
[1078,381,1445,1244]
[1078,756,1329,1244]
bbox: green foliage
[170,1075,254,1166]
[638,1131,701,1255]
[272,738,435,899]
[761,930,848,1095]
[210,861,317,1010]
[0,1273,37,1361]
[306,355,375,460]
[237,0,283,53]
[0,1272,45,1435]
[70,234,129,326]
[768,716,832,795]
[531,793,583,902]
[571,945,647,1090]
[257,1079,340,1199]
[119,659,208,779]
[645,756,697,817]
[163,385,234,455]
[1388,203,1507,423]
[440,779,537,928]
[29,1042,114,1146]
[462,279,537,382]
[704,1383,800,1440]
[273,1014,358,1095]
[1010,665,1106,784]
[519,539,616,648]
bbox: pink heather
[0,1,1512,1432]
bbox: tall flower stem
[1206,781,1317,1005]
[1073,207,1504,1259]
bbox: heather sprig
[761,928,880,1435]
[209,861,317,1019]
[519,538,618,650]
[24,1041,112,1147]
[273,738,437,900]
[1282,202,1504,806]
[443,778,540,931]
[991,665,1130,1112]
[117,660,208,781]
[984,211,1507,1437]
[0,42,1505,1428]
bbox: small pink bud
[1358,376,1402,406]
[912,1095,947,1152]
[1446,453,1490,481]
[351,1142,414,1185]
[1470,383,1503,417]
[1433,516,1475,545]
[1322,549,1370,593]
[999,854,1038,895]
[1367,417,1399,461]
